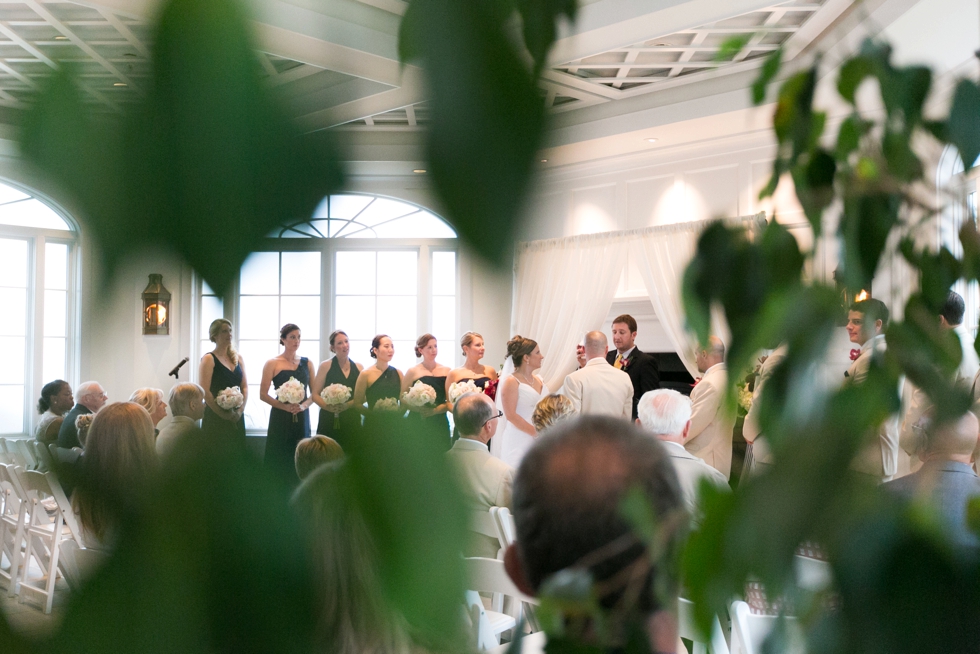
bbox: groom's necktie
[614,353,623,369]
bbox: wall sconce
[141,274,171,336]
[833,267,872,323]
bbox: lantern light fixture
[141,274,171,336]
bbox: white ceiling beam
[265,61,322,87]
[405,103,416,126]
[295,66,424,130]
[96,7,151,58]
[353,0,406,16]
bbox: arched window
[196,193,458,432]
[937,145,979,338]
[0,181,78,436]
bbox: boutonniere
[692,377,702,387]
[849,349,861,361]
[619,356,631,371]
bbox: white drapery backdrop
[511,213,766,390]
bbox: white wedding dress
[492,377,550,469]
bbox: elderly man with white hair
[637,388,729,525]
[156,383,206,458]
[57,380,107,449]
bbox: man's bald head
[584,331,608,359]
[695,336,726,373]
[927,412,980,462]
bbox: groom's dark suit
[606,348,659,420]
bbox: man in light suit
[684,336,735,479]
[904,291,978,473]
[446,392,514,558]
[845,298,900,481]
[606,314,660,420]
[742,344,788,474]
[885,410,980,548]
[561,331,633,419]
[637,389,729,525]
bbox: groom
[606,314,660,420]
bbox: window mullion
[418,244,429,339]
[29,234,44,436]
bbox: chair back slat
[678,597,730,654]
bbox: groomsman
[684,337,735,479]
[845,298,899,481]
[561,331,633,419]
[606,314,659,420]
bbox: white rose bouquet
[374,397,401,412]
[276,377,306,422]
[402,381,437,408]
[321,383,353,428]
[448,379,480,403]
[215,386,244,412]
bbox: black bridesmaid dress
[202,353,247,449]
[406,374,450,451]
[265,358,311,483]
[363,366,403,433]
[316,356,360,451]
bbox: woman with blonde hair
[199,318,248,448]
[532,394,576,432]
[72,402,157,549]
[493,335,548,467]
[129,388,167,432]
[445,332,498,400]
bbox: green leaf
[837,52,875,104]
[399,0,546,264]
[967,496,980,538]
[882,130,923,181]
[790,148,836,234]
[838,191,902,291]
[947,79,980,170]
[716,34,752,62]
[835,114,871,161]
[752,47,783,105]
[518,0,579,76]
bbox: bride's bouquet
[373,397,401,412]
[276,377,306,422]
[448,379,480,403]
[321,383,352,428]
[215,386,244,412]
[402,381,437,408]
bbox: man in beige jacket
[561,331,633,419]
[684,336,736,479]
[446,392,514,557]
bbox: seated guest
[58,381,107,449]
[504,416,686,651]
[447,392,514,557]
[156,383,206,459]
[685,336,736,479]
[293,462,417,654]
[885,411,980,549]
[75,414,94,447]
[637,389,730,526]
[34,379,73,444]
[72,402,157,549]
[295,435,344,481]
[130,387,168,432]
[561,331,633,419]
[531,394,575,432]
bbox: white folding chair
[0,464,28,596]
[793,554,832,592]
[29,440,54,473]
[17,469,79,613]
[465,557,538,650]
[12,439,36,469]
[678,597,730,654]
[471,509,503,559]
[490,506,516,550]
[730,600,804,654]
[0,439,25,467]
[58,539,108,592]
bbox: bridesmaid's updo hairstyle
[415,334,436,358]
[370,334,390,359]
[328,330,347,353]
[507,335,538,368]
[37,379,69,414]
[280,323,301,346]
[208,319,239,366]
[460,331,482,356]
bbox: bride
[493,335,548,468]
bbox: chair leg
[6,515,25,597]
[43,530,61,614]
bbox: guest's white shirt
[446,437,515,558]
[660,440,730,525]
[156,415,197,458]
[956,324,980,384]
[684,362,735,479]
[845,334,899,480]
[560,357,633,419]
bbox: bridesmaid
[353,335,404,432]
[402,334,452,451]
[310,330,363,451]
[260,323,316,484]
[199,318,248,448]
[445,331,498,399]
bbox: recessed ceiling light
[540,159,548,163]
[54,36,67,40]
[413,169,426,174]
[645,138,658,143]
[113,82,127,87]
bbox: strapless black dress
[265,359,310,484]
[406,374,450,451]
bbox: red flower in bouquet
[484,379,499,401]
